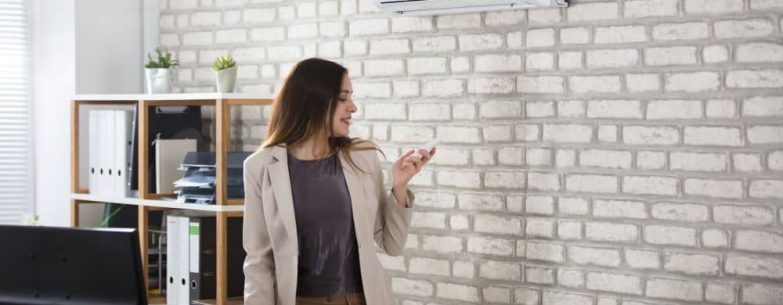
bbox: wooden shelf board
[71,193,244,212]
[192,297,244,305]
[73,93,273,101]
[226,198,245,205]
[148,295,165,305]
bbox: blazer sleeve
[242,162,276,305]
[371,150,414,256]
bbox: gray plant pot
[144,68,173,94]
[215,66,237,93]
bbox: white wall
[143,0,161,65]
[74,0,144,94]
[33,0,76,226]
[34,0,157,226]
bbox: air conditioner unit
[374,0,568,16]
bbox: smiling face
[331,73,356,137]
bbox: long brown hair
[263,58,379,172]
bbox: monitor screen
[0,225,147,305]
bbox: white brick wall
[580,149,632,169]
[586,272,643,295]
[586,222,638,242]
[625,0,678,17]
[542,291,590,305]
[714,18,775,39]
[569,75,621,93]
[587,49,639,68]
[665,71,720,92]
[646,277,703,301]
[663,252,720,275]
[595,26,647,44]
[651,202,709,222]
[568,245,621,267]
[644,225,697,246]
[534,101,562,119]
[648,99,702,119]
[594,199,646,219]
[461,33,504,51]
[164,0,783,303]
[479,260,521,281]
[625,249,660,269]
[742,283,783,305]
[567,2,618,21]
[587,99,642,119]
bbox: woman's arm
[242,164,276,305]
[372,151,414,256]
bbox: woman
[243,58,434,305]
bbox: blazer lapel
[268,146,298,245]
[340,153,366,241]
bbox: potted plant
[144,47,178,94]
[213,55,237,93]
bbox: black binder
[188,216,245,302]
[129,105,204,191]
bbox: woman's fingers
[398,148,434,171]
[405,155,423,171]
[397,150,415,168]
[410,160,421,171]
[418,149,433,163]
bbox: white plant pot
[215,66,237,93]
[144,68,173,94]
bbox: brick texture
[162,0,783,303]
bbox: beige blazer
[242,144,414,305]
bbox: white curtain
[0,0,33,224]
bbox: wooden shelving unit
[70,93,273,305]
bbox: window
[0,0,33,224]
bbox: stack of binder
[88,109,133,197]
[173,152,251,205]
[166,213,245,305]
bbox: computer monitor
[0,225,147,305]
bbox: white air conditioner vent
[374,0,568,16]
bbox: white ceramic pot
[144,68,173,94]
[215,66,237,93]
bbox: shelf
[71,193,245,212]
[71,94,258,305]
[148,295,166,305]
[192,297,244,305]
[73,93,273,101]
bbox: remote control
[411,138,439,159]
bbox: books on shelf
[74,95,271,305]
[166,213,244,305]
[88,109,133,197]
[166,213,190,305]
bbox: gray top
[287,152,363,297]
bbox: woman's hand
[391,148,436,206]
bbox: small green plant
[212,55,236,71]
[145,47,178,69]
[23,214,40,226]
